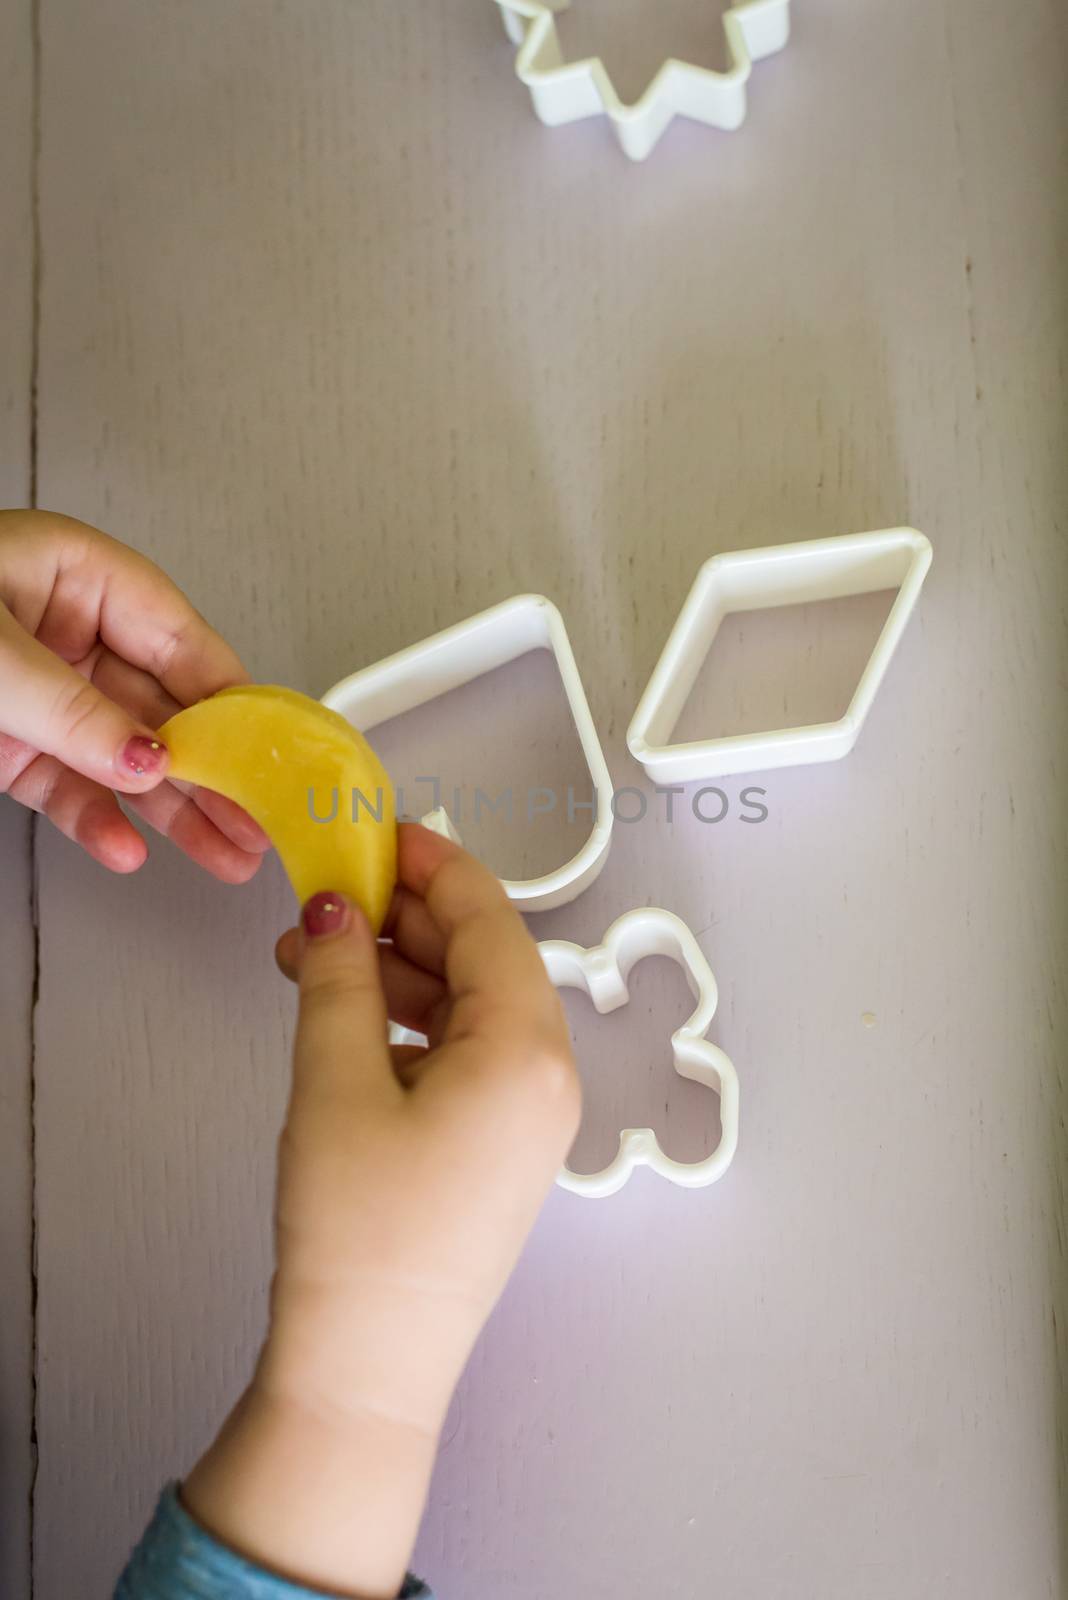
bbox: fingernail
[121,736,167,779]
[302,891,351,939]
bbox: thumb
[0,601,168,792]
[293,892,395,1105]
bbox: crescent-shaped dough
[159,685,396,931]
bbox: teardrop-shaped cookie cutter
[321,593,613,911]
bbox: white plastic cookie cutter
[321,594,613,911]
[495,0,790,162]
[541,908,739,1198]
[628,526,933,783]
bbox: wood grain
[30,0,1068,1595]
[0,1,36,1596]
[0,814,34,1600]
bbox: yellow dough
[159,685,396,931]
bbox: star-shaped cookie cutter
[540,908,739,1197]
[495,0,791,161]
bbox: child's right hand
[183,823,581,1600]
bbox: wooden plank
[0,2,36,1598]
[0,801,34,1600]
[32,0,1067,1596]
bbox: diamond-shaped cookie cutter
[540,907,739,1198]
[495,0,791,162]
[321,593,613,911]
[628,526,933,783]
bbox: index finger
[396,822,559,1047]
[15,515,250,707]
[93,532,250,705]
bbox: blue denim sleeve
[115,1484,434,1600]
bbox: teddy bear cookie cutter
[540,907,739,1197]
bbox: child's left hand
[182,824,582,1599]
[0,509,268,879]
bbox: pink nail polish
[302,892,350,939]
[121,736,167,779]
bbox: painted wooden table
[2,2,1066,1596]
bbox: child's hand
[183,823,581,1599]
[0,509,268,879]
